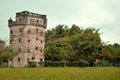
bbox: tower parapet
[8,11,47,28]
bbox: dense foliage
[45,24,120,66]
[0,24,120,67]
[0,45,18,66]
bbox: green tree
[0,46,18,62]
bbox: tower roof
[16,11,46,19]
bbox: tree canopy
[45,24,120,66]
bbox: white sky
[0,0,120,44]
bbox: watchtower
[8,11,47,67]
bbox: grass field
[0,67,120,80]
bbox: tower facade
[8,11,47,67]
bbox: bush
[28,62,37,67]
[27,60,89,67]
[67,61,79,67]
[45,60,67,67]
[97,60,113,67]
[67,60,89,67]
[78,59,89,67]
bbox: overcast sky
[0,0,120,44]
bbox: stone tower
[8,11,47,67]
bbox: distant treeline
[45,24,120,67]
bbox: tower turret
[8,17,13,27]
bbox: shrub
[78,59,89,67]
[28,62,37,67]
[45,60,67,67]
[97,60,113,67]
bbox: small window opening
[32,57,35,60]
[41,40,43,43]
[27,58,29,62]
[18,48,21,52]
[40,58,43,61]
[19,39,21,43]
[19,18,21,22]
[28,30,30,33]
[40,49,42,53]
[35,47,38,50]
[10,40,12,43]
[37,20,39,25]
[18,58,20,62]
[10,59,12,61]
[10,30,13,34]
[36,37,38,41]
[28,39,30,43]
[27,48,30,53]
[20,29,22,33]
[36,28,38,32]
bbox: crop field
[0,67,120,80]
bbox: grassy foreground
[0,67,120,80]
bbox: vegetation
[0,67,119,80]
[0,45,18,67]
[0,24,120,67]
[45,24,120,67]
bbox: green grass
[0,67,120,80]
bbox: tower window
[41,40,43,43]
[32,57,35,60]
[35,47,38,50]
[40,58,43,61]
[10,59,12,61]
[37,20,39,25]
[10,40,12,43]
[28,30,31,34]
[40,49,42,53]
[18,58,20,62]
[18,48,21,52]
[19,39,21,43]
[19,18,21,22]
[36,28,38,32]
[36,37,38,41]
[20,29,22,33]
[28,39,30,43]
[27,58,29,62]
[10,30,13,34]
[27,48,30,53]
